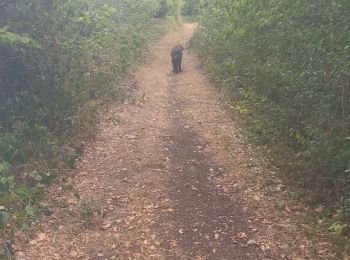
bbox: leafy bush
[0,0,175,239]
[182,0,201,16]
[156,0,183,19]
[192,0,350,205]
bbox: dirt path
[14,24,336,260]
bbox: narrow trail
[15,24,335,260]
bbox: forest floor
[14,23,337,260]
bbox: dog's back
[171,45,184,59]
[171,45,184,73]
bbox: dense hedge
[157,0,183,19]
[182,0,201,16]
[0,0,182,245]
[0,0,162,169]
[192,1,350,204]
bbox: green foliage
[0,26,40,49]
[329,222,347,237]
[182,0,201,16]
[0,162,12,196]
[0,207,9,230]
[156,0,183,19]
[0,0,174,235]
[192,0,350,205]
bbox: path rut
[164,72,258,259]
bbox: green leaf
[328,223,347,236]
[0,162,10,176]
[15,185,30,199]
[0,26,41,48]
[25,205,35,218]
[0,211,9,223]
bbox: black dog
[171,45,184,73]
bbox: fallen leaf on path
[145,204,153,210]
[70,250,78,257]
[102,221,112,230]
[260,243,270,252]
[29,240,37,245]
[246,239,259,246]
[281,243,290,252]
[343,253,350,260]
[36,233,46,242]
[314,205,324,213]
[237,232,247,239]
